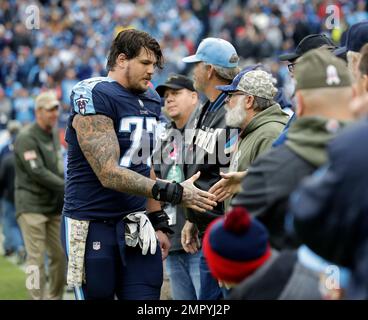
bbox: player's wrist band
[151,180,183,205]
[148,210,174,234]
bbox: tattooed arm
[73,114,216,211]
[73,114,154,197]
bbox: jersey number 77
[119,116,158,168]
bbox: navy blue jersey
[63,77,161,220]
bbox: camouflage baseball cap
[295,48,352,91]
[35,91,60,110]
[218,70,278,100]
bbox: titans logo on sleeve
[75,95,89,115]
[63,77,161,220]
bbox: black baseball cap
[155,74,196,97]
[279,34,337,62]
[333,21,368,56]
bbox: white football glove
[124,212,157,255]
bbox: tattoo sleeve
[72,114,154,198]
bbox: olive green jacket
[14,123,64,217]
[229,103,289,173]
[225,104,289,211]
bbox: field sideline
[0,255,29,300]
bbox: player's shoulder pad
[71,77,115,115]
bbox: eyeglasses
[288,63,296,73]
[226,92,248,100]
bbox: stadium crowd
[1,0,368,300]
[1,0,367,132]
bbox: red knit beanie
[203,206,271,283]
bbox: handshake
[153,170,248,212]
[153,171,218,213]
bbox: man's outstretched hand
[208,171,247,202]
[180,171,217,212]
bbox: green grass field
[0,256,29,300]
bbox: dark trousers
[61,216,163,300]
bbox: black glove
[147,210,174,235]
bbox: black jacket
[184,92,237,234]
[231,144,315,249]
[290,119,368,298]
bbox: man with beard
[209,69,289,205]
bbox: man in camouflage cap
[231,48,354,250]
[208,69,289,208]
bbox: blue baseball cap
[216,64,264,92]
[182,37,239,68]
[334,21,368,56]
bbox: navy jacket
[290,119,368,299]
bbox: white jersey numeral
[119,117,157,167]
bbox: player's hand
[350,93,368,119]
[156,230,171,260]
[180,171,217,212]
[181,221,200,254]
[208,171,247,202]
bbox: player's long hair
[106,29,164,71]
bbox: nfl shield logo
[93,241,101,250]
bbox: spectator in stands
[0,86,11,129]
[13,86,34,125]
